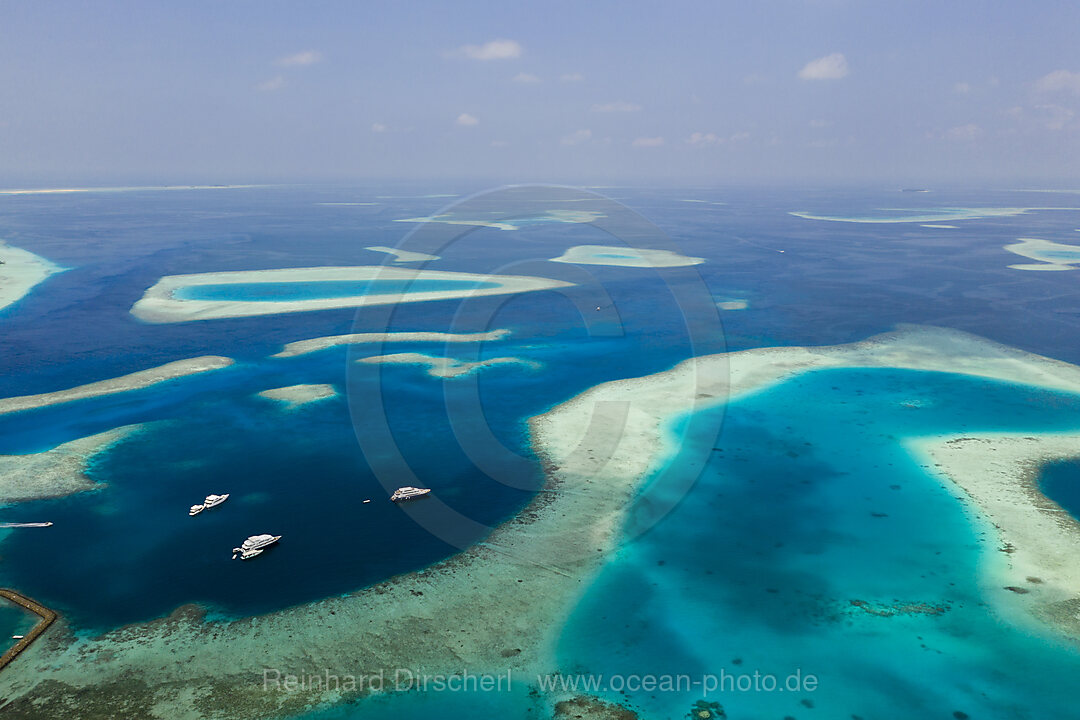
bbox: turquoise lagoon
[175,279,502,303]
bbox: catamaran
[390,486,431,502]
[189,493,230,516]
[232,534,281,560]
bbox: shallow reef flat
[0,357,234,416]
[0,425,145,503]
[256,384,338,408]
[1004,237,1080,271]
[130,266,573,323]
[908,433,1080,638]
[5,326,1080,718]
[357,352,539,378]
[364,246,441,263]
[790,208,1032,223]
[271,329,510,359]
[549,244,704,268]
[0,242,65,313]
[533,324,1080,641]
[394,209,603,231]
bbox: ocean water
[1039,459,1080,520]
[0,598,38,654]
[174,278,502,302]
[558,368,1080,719]
[1,185,1080,717]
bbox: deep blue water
[2,185,1080,718]
[175,278,501,302]
[1039,459,1080,520]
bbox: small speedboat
[189,493,229,516]
[232,534,281,560]
[390,486,431,502]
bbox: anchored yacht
[189,493,230,516]
[232,534,281,560]
[390,486,431,502]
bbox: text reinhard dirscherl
[261,668,819,695]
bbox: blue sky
[2,1,1079,185]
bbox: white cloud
[947,123,983,141]
[591,101,642,113]
[632,136,665,147]
[688,132,721,146]
[456,113,479,126]
[954,82,972,94]
[455,39,522,61]
[1036,69,1080,95]
[560,72,585,83]
[1035,104,1075,131]
[371,123,388,133]
[687,131,750,146]
[561,129,592,146]
[513,72,541,84]
[798,53,849,81]
[276,50,323,67]
[258,75,286,92]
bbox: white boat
[231,534,281,560]
[390,486,431,502]
[203,493,229,508]
[190,493,229,516]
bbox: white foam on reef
[5,325,1080,717]
[130,266,573,323]
[364,246,441,263]
[271,329,510,358]
[0,357,234,415]
[0,425,145,503]
[716,299,748,310]
[394,209,603,232]
[549,244,704,268]
[0,242,66,313]
[791,208,1032,223]
[256,384,337,408]
[1004,238,1080,271]
[357,352,538,378]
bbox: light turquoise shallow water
[556,367,1080,720]
[175,279,502,302]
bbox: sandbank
[394,209,603,232]
[791,208,1031,223]
[1004,237,1080,271]
[549,244,704,268]
[256,384,338,408]
[5,326,1080,717]
[0,425,144,504]
[271,329,510,358]
[921,224,959,229]
[357,352,539,378]
[130,266,573,324]
[0,357,234,416]
[364,246,441,263]
[907,433,1080,638]
[0,242,66,313]
[716,299,748,310]
[0,185,260,196]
